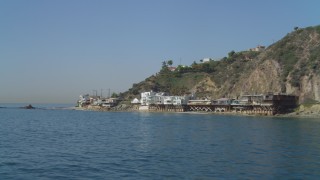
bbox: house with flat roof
[249,45,265,52]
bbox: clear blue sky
[1,0,319,103]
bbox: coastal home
[153,92,169,104]
[201,58,211,63]
[249,45,265,52]
[172,96,190,105]
[238,94,264,105]
[163,96,173,105]
[261,92,275,106]
[154,95,164,105]
[89,96,101,104]
[212,98,232,105]
[262,93,298,108]
[131,98,140,104]
[92,99,103,106]
[139,91,191,106]
[234,93,297,107]
[168,67,177,72]
[188,99,211,105]
[101,98,119,108]
[140,91,156,105]
[78,94,90,107]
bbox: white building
[131,98,140,104]
[101,98,119,107]
[172,96,190,105]
[249,45,265,52]
[78,94,90,107]
[139,91,190,106]
[163,96,173,105]
[140,91,156,105]
[154,95,164,104]
[202,58,211,63]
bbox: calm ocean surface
[1,104,320,179]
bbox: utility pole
[108,88,111,98]
[92,90,97,97]
[100,89,103,98]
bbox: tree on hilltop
[228,50,235,58]
[162,61,167,68]
[167,60,173,66]
[111,92,119,98]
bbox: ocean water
[1,106,320,179]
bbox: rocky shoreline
[75,104,140,112]
[281,104,320,118]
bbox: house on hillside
[201,58,211,63]
[168,67,177,72]
[249,45,265,52]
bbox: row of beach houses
[132,91,297,107]
[132,91,297,113]
[135,92,191,106]
[77,94,119,108]
[78,90,297,113]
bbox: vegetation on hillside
[122,50,262,99]
[121,25,320,103]
[266,25,320,90]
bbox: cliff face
[253,26,320,102]
[122,25,320,103]
[231,59,282,97]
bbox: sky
[1,0,320,103]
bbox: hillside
[121,25,320,104]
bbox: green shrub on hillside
[309,46,320,74]
[316,25,320,34]
[121,25,320,101]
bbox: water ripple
[1,109,320,179]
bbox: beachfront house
[188,99,211,105]
[131,98,140,104]
[172,96,190,105]
[240,94,264,105]
[78,94,90,107]
[140,91,191,106]
[101,98,119,107]
[154,95,164,105]
[212,98,232,105]
[140,91,156,105]
[163,96,173,105]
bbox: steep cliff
[121,25,320,104]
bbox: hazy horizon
[1,0,319,103]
